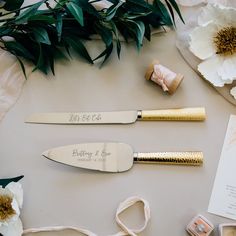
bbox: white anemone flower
[189,4,236,87]
[0,182,23,236]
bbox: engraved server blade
[42,143,134,172]
[26,111,138,124]
[42,143,203,173]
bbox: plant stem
[0,4,34,18]
[0,0,48,18]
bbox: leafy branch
[0,0,183,76]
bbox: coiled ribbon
[23,196,150,236]
[150,64,177,92]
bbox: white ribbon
[22,196,150,236]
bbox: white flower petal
[198,4,216,26]
[217,55,236,82]
[198,56,230,86]
[6,182,23,208]
[177,0,206,6]
[189,23,218,60]
[11,198,20,217]
[198,4,236,27]
[230,86,236,99]
[208,0,236,8]
[0,218,23,236]
[0,186,12,196]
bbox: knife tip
[42,150,49,158]
[24,116,34,123]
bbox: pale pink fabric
[151,64,177,92]
[0,50,25,122]
[23,196,151,236]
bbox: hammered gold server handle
[138,107,206,121]
[133,152,203,166]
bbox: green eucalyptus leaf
[57,0,68,5]
[116,39,121,59]
[34,9,53,15]
[15,1,44,24]
[33,43,48,74]
[0,175,24,188]
[47,47,68,75]
[116,22,130,42]
[54,47,68,60]
[164,0,175,25]
[28,15,56,24]
[105,1,124,21]
[0,27,12,37]
[94,22,113,46]
[4,41,34,61]
[16,56,27,79]
[48,49,55,75]
[123,12,152,20]
[66,37,93,64]
[153,0,172,25]
[74,0,100,18]
[3,0,24,11]
[94,43,113,66]
[32,27,51,45]
[56,13,63,42]
[126,20,145,51]
[66,1,84,26]
[144,23,151,41]
[166,0,184,23]
[110,21,121,59]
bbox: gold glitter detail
[214,26,236,55]
[0,195,15,221]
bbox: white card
[208,115,236,220]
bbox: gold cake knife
[42,142,203,172]
[26,107,206,124]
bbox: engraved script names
[72,148,111,162]
[69,113,102,123]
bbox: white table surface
[1,29,236,236]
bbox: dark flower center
[214,26,236,55]
[0,195,15,221]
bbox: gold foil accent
[140,107,206,121]
[134,152,203,166]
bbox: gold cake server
[42,142,203,172]
[26,107,206,124]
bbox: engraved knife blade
[25,107,206,124]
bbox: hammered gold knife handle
[138,107,206,121]
[133,152,203,166]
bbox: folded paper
[208,115,236,220]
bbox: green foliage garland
[0,0,183,76]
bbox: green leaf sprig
[0,175,24,188]
[0,0,183,75]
